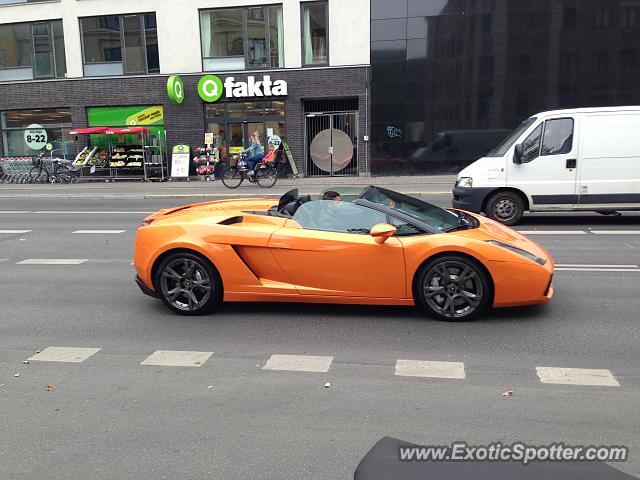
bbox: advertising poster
[171,145,190,178]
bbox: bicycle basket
[31,157,42,167]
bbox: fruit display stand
[68,126,166,181]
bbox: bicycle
[221,153,278,189]
[29,152,78,184]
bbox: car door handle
[566,158,577,169]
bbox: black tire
[414,255,491,321]
[29,167,46,184]
[256,165,277,188]
[485,191,524,226]
[221,166,244,189]
[154,251,223,316]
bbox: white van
[452,106,640,225]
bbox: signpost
[170,144,190,179]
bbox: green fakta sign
[167,75,185,104]
[197,75,224,102]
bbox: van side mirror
[513,144,524,164]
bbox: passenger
[242,131,263,175]
[322,190,342,201]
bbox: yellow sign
[204,132,213,145]
[126,106,164,126]
[229,146,244,154]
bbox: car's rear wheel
[485,191,524,226]
[415,255,491,321]
[155,252,222,315]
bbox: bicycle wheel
[29,167,46,184]
[221,166,244,189]
[256,166,277,188]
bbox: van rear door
[506,116,578,209]
[577,112,640,208]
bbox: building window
[80,13,160,76]
[200,5,284,71]
[1,108,73,158]
[301,1,328,66]
[0,20,66,81]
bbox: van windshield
[486,117,537,157]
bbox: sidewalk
[0,175,456,199]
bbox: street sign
[171,144,190,178]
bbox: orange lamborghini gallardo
[134,186,554,321]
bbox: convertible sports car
[133,186,554,321]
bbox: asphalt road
[1,196,639,480]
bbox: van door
[506,116,579,210]
[577,112,640,208]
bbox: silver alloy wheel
[159,257,212,312]
[493,198,517,221]
[423,260,483,319]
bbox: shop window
[0,20,66,81]
[301,1,328,66]
[80,13,160,76]
[200,5,283,71]
[1,108,73,158]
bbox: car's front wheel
[485,191,524,225]
[414,255,491,321]
[154,252,222,315]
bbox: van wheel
[485,191,524,226]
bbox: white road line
[0,230,32,234]
[536,366,620,387]
[395,360,466,379]
[140,350,213,367]
[16,258,89,265]
[28,347,101,363]
[0,259,7,263]
[263,354,333,372]
[555,264,639,268]
[72,230,126,234]
[591,230,640,235]
[517,230,587,235]
[555,268,640,272]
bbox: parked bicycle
[29,152,79,184]
[221,152,278,189]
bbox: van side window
[521,124,543,162]
[541,118,574,155]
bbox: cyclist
[241,131,263,177]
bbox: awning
[104,127,151,135]
[69,127,151,135]
[68,127,109,135]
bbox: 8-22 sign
[24,124,48,150]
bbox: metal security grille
[305,111,358,176]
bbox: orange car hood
[451,212,551,262]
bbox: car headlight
[458,177,473,188]
[485,240,546,265]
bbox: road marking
[263,354,333,372]
[0,230,32,234]
[536,367,619,387]
[591,230,640,235]
[28,347,101,363]
[555,268,640,272]
[140,350,213,367]
[0,259,7,263]
[555,264,639,268]
[517,230,587,235]
[17,258,89,265]
[395,360,466,379]
[72,230,126,234]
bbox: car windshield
[486,117,537,157]
[358,186,461,232]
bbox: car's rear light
[139,218,155,227]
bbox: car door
[268,201,406,299]
[507,116,579,209]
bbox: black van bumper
[451,186,495,213]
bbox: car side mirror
[370,223,397,244]
[513,144,524,164]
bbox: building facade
[0,0,370,177]
[370,0,640,175]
